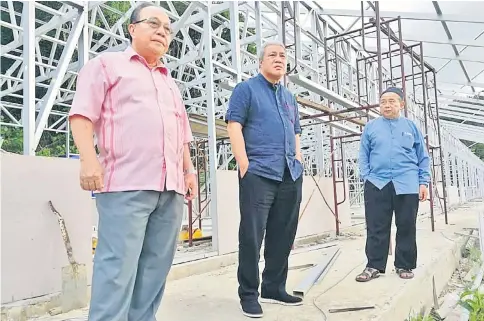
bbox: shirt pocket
[399,132,415,150]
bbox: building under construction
[2,1,484,320]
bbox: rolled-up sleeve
[69,56,108,124]
[225,82,250,125]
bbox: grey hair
[259,40,286,61]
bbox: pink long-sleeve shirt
[69,46,193,194]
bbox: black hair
[130,2,158,24]
[128,2,159,41]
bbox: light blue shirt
[358,116,430,195]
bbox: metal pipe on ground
[292,248,341,298]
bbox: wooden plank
[188,113,229,140]
[296,96,367,127]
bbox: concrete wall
[215,170,351,255]
[89,169,350,256]
[6,152,457,303]
[1,153,93,304]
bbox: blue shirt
[358,116,430,195]
[225,73,303,182]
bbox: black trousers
[364,181,419,273]
[237,169,303,302]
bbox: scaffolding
[1,1,484,251]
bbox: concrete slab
[24,201,484,321]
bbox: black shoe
[240,300,263,318]
[260,292,303,306]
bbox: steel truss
[1,1,484,252]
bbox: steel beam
[432,2,476,93]
[292,248,340,297]
[289,73,380,119]
[426,55,484,64]
[319,8,484,24]
[361,35,484,49]
[229,1,242,84]
[22,1,36,155]
[0,2,99,56]
[203,3,219,255]
[33,7,87,150]
[439,81,484,88]
[440,105,484,118]
[437,95,484,106]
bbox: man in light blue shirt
[356,87,430,282]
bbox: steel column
[229,1,242,83]
[203,3,219,254]
[33,7,87,150]
[22,1,36,155]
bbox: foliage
[405,313,434,321]
[468,245,483,265]
[228,158,237,170]
[470,143,484,161]
[459,287,484,321]
[461,140,484,161]
[449,93,484,159]
[0,126,78,156]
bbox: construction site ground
[22,200,483,321]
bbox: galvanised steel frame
[1,1,484,252]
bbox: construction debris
[292,248,340,298]
[328,306,375,313]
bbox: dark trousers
[364,181,419,272]
[237,169,303,302]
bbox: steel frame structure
[2,1,484,252]
[319,1,484,145]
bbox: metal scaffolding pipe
[430,70,449,225]
[420,42,436,232]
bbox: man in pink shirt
[69,3,197,320]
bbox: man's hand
[239,158,249,178]
[296,153,302,163]
[185,173,198,201]
[419,184,428,202]
[80,157,104,191]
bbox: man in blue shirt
[356,87,430,282]
[225,41,304,318]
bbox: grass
[468,246,483,265]
[459,287,484,321]
[405,314,435,321]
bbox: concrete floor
[30,201,483,321]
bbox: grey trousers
[88,190,184,321]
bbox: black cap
[381,87,404,100]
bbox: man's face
[128,6,172,57]
[260,45,287,81]
[379,92,404,119]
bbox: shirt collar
[382,115,401,122]
[257,73,282,89]
[124,46,168,75]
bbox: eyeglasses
[133,17,173,35]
